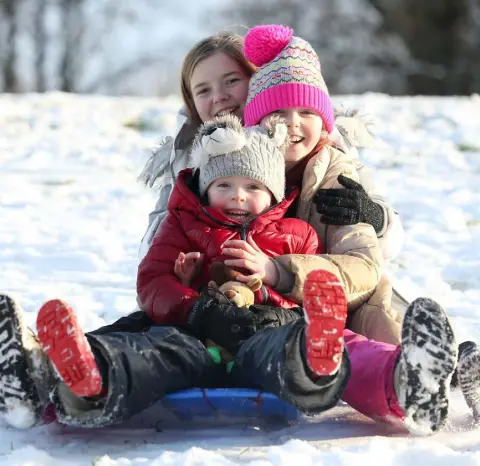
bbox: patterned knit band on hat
[243,24,334,133]
[190,114,288,203]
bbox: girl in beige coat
[222,24,384,327]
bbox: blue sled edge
[161,388,300,422]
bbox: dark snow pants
[55,311,350,427]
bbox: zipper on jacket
[200,193,294,305]
[239,224,248,240]
[202,205,274,238]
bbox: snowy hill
[1,92,480,464]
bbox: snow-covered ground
[1,92,480,464]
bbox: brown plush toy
[207,262,262,306]
[205,262,263,363]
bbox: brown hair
[181,33,256,126]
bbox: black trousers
[55,311,350,427]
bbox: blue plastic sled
[161,388,301,423]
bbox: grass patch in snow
[457,142,480,152]
[467,219,480,227]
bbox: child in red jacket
[136,114,324,327]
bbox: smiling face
[207,175,273,222]
[262,107,324,169]
[190,52,250,123]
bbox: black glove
[249,304,303,330]
[314,174,385,233]
[187,295,258,354]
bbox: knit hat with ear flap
[243,24,334,133]
[189,113,289,203]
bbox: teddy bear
[205,262,263,364]
[207,262,262,306]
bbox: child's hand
[174,252,204,286]
[222,236,279,287]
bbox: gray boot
[457,341,480,423]
[395,297,457,436]
[0,294,55,428]
[52,382,109,428]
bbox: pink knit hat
[243,25,334,133]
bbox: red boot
[303,270,348,376]
[36,299,103,397]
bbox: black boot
[457,340,480,422]
[396,297,457,436]
[0,294,54,428]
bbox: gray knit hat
[189,114,289,203]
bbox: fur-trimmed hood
[138,107,375,192]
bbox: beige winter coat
[273,143,383,310]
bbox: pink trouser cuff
[342,330,404,422]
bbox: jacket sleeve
[137,212,200,326]
[273,223,382,309]
[263,287,298,309]
[137,109,194,262]
[356,164,404,261]
[300,224,324,254]
[263,222,323,308]
[276,219,324,255]
[273,146,383,309]
[138,182,173,262]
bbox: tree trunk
[2,0,20,92]
[60,0,83,92]
[33,0,48,92]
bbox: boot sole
[303,270,347,376]
[0,294,40,426]
[36,299,102,397]
[400,297,457,435]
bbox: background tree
[367,0,476,94]
[219,0,411,94]
[221,0,480,95]
[0,0,21,92]
[33,0,48,92]
[1,0,479,95]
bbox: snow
[1,91,480,464]
[3,402,37,431]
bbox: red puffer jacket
[137,169,324,326]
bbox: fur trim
[260,114,289,154]
[138,136,174,189]
[334,107,375,148]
